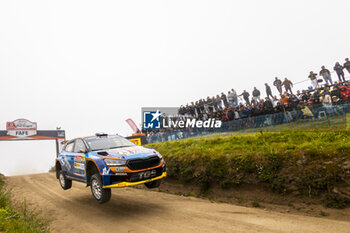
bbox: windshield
[85,136,136,151]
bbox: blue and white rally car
[55,133,166,203]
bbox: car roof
[83,134,122,140]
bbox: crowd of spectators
[177,59,350,122]
[143,58,350,140]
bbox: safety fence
[147,103,350,143]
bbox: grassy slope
[0,175,49,233]
[148,129,350,208]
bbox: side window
[65,141,75,152]
[74,139,87,153]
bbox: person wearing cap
[308,71,319,89]
[319,66,333,86]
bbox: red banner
[125,118,139,134]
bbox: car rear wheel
[144,179,161,189]
[90,174,111,204]
[59,171,72,190]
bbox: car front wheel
[59,171,72,190]
[90,174,111,204]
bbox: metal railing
[146,103,350,144]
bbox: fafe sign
[6,119,37,138]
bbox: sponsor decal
[102,167,111,175]
[74,162,85,170]
[138,170,156,180]
[114,167,125,171]
[74,155,85,162]
[6,119,37,138]
[114,173,127,176]
[74,155,85,170]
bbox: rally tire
[144,179,162,189]
[90,174,111,204]
[59,171,72,190]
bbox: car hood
[92,146,158,160]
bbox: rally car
[55,133,166,203]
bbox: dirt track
[5,173,350,233]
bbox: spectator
[206,96,213,112]
[252,87,261,102]
[331,86,341,99]
[263,97,274,113]
[308,71,319,89]
[296,90,302,99]
[271,95,280,107]
[339,84,350,101]
[265,83,273,99]
[289,94,299,108]
[344,58,350,74]
[227,91,235,107]
[227,91,234,107]
[280,94,289,106]
[215,95,222,110]
[282,78,293,94]
[320,92,332,106]
[319,66,333,86]
[221,92,229,108]
[302,90,311,102]
[231,89,238,106]
[239,90,250,105]
[334,62,345,82]
[273,77,283,95]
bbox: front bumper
[103,172,167,188]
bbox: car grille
[127,155,161,170]
[109,167,163,184]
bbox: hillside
[148,129,350,208]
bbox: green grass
[148,128,350,207]
[0,175,49,233]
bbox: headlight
[155,151,162,159]
[104,159,126,166]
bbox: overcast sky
[0,0,349,175]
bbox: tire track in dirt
[6,173,350,233]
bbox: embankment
[148,129,350,208]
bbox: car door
[71,139,87,178]
[61,140,75,175]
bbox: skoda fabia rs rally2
[55,133,166,203]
